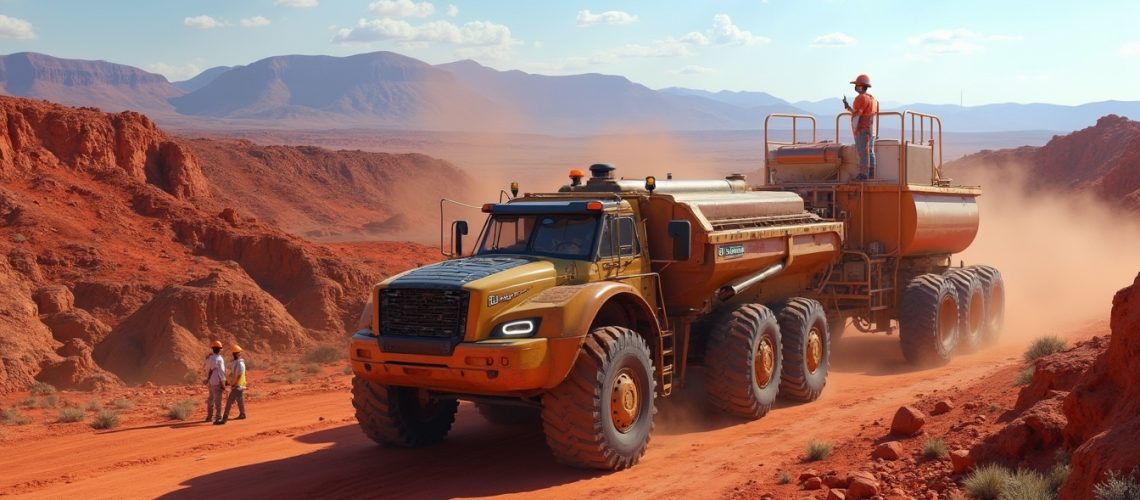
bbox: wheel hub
[755,337,775,387]
[610,371,639,433]
[806,327,823,374]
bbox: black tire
[476,403,540,426]
[704,303,782,418]
[540,326,656,470]
[970,265,1005,344]
[944,268,986,352]
[777,298,830,402]
[352,377,458,447]
[899,274,960,365]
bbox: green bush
[923,438,949,459]
[112,398,134,410]
[1023,336,1067,363]
[964,464,1009,500]
[1003,468,1053,500]
[1015,366,1036,386]
[28,381,57,396]
[304,345,343,364]
[304,363,321,375]
[1095,469,1140,500]
[21,395,37,408]
[804,440,834,462]
[57,407,86,423]
[1048,462,1071,493]
[777,471,792,484]
[2,407,32,426]
[286,372,301,384]
[91,410,120,430]
[166,399,196,421]
[85,398,103,412]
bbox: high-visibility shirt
[851,93,879,132]
[204,353,226,386]
[227,359,247,389]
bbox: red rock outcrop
[1060,272,1140,498]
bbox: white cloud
[240,16,271,28]
[576,10,639,27]
[674,65,715,75]
[147,62,203,82]
[906,28,1020,56]
[184,15,225,29]
[447,4,459,17]
[810,32,856,48]
[1120,42,1140,58]
[682,14,768,46]
[333,18,514,48]
[0,14,34,39]
[368,0,435,18]
[605,39,690,59]
[274,0,318,6]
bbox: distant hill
[169,52,504,130]
[173,66,231,93]
[0,52,182,113]
[659,87,791,108]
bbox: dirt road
[0,329,1090,500]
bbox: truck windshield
[477,214,599,260]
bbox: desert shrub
[1023,336,1067,363]
[777,471,792,484]
[964,464,1010,500]
[11,233,27,243]
[28,382,57,396]
[286,372,301,384]
[1048,462,1071,493]
[91,410,120,429]
[2,408,32,426]
[166,399,196,420]
[342,365,354,376]
[304,345,343,364]
[85,398,103,412]
[39,394,59,409]
[804,440,834,462]
[112,398,134,410]
[923,438,949,459]
[1003,468,1053,500]
[57,407,86,423]
[304,363,321,375]
[1095,469,1140,500]
[21,395,37,408]
[1015,366,1036,386]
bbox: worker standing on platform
[843,74,879,180]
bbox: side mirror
[452,220,469,257]
[667,220,691,261]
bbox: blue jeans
[855,129,876,176]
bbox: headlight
[491,318,541,338]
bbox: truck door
[596,215,656,306]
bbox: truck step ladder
[659,329,675,396]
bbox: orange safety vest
[851,93,879,133]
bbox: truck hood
[385,256,539,289]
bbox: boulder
[802,476,822,490]
[932,400,954,416]
[846,476,880,500]
[33,285,73,314]
[874,441,903,461]
[950,449,974,473]
[890,406,927,435]
[827,489,846,500]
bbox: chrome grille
[379,288,469,340]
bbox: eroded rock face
[1061,272,1140,498]
[93,269,309,385]
[1016,337,1105,410]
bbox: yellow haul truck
[349,111,1005,470]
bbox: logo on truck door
[716,243,746,259]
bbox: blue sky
[0,0,1137,106]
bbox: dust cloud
[957,163,1140,341]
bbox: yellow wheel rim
[806,327,823,374]
[755,336,775,388]
[610,370,639,433]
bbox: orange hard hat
[568,169,585,178]
[850,74,872,87]
[210,340,223,348]
[231,344,243,354]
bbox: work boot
[214,418,225,425]
[205,414,213,423]
[854,173,869,181]
[235,414,246,420]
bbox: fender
[527,281,663,389]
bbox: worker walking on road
[204,340,227,423]
[216,344,248,425]
[843,74,879,180]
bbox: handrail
[762,114,817,185]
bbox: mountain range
[1,50,1136,134]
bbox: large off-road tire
[476,402,540,426]
[704,303,782,419]
[944,268,986,352]
[777,298,830,402]
[899,274,960,365]
[541,326,656,470]
[352,377,458,447]
[970,265,1006,344]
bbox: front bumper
[349,332,575,395]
